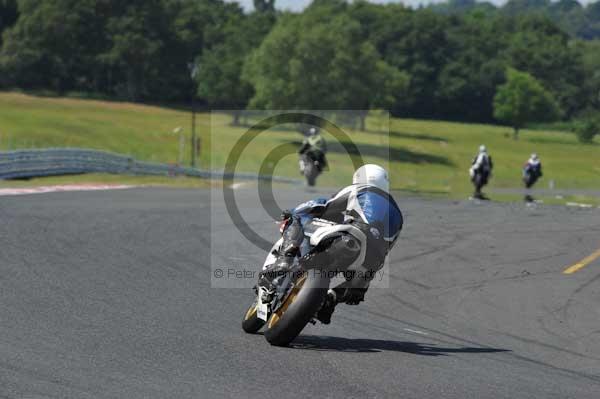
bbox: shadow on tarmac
[289,336,511,356]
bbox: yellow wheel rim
[267,275,307,329]
[244,303,258,320]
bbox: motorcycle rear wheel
[263,271,329,346]
[304,163,317,187]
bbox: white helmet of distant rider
[479,145,487,153]
[352,164,389,193]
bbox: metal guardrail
[0,148,301,184]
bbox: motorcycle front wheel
[263,271,329,346]
[242,298,266,334]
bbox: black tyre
[474,174,484,192]
[524,174,537,189]
[304,163,317,187]
[263,272,329,346]
[242,299,266,334]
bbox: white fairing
[257,288,269,321]
[262,238,283,270]
[262,223,368,271]
[262,218,372,282]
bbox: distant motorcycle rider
[523,153,542,189]
[259,164,403,324]
[298,127,327,172]
[523,153,542,202]
[469,145,493,199]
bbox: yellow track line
[563,248,600,274]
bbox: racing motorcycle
[242,217,366,346]
[522,165,542,202]
[299,152,323,187]
[470,167,491,200]
[523,166,541,189]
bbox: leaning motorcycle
[471,168,490,199]
[523,167,541,202]
[523,168,540,189]
[242,217,366,346]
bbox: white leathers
[470,145,490,177]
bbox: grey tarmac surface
[1,186,600,399]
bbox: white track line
[0,184,135,197]
[230,182,249,190]
[566,202,593,208]
[403,328,429,335]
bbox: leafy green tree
[0,0,18,36]
[0,0,596,123]
[581,2,600,39]
[169,0,235,99]
[196,10,275,124]
[98,0,177,100]
[253,0,275,14]
[243,10,408,130]
[428,0,497,16]
[502,0,551,16]
[0,0,18,85]
[0,0,105,92]
[505,15,586,117]
[550,0,582,15]
[547,0,585,37]
[378,10,451,118]
[574,119,599,143]
[350,5,451,118]
[0,0,247,101]
[493,68,561,139]
[436,12,507,121]
[578,39,600,111]
[347,2,423,118]
[428,0,600,40]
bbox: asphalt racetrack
[2,186,600,398]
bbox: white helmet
[352,164,389,192]
[531,153,538,161]
[479,145,487,153]
[308,127,318,136]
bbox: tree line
[0,0,599,132]
[430,0,600,40]
[0,0,275,102]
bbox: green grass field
[1,92,599,203]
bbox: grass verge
[1,92,598,202]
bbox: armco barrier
[0,148,301,184]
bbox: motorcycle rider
[298,127,327,172]
[523,153,542,189]
[523,153,542,202]
[259,164,403,324]
[469,145,493,199]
